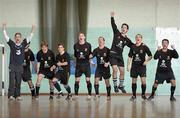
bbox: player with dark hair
[35,41,55,100]
[110,12,134,93]
[73,32,92,100]
[127,34,152,101]
[22,44,36,99]
[148,39,179,101]
[51,44,72,100]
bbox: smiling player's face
[135,35,142,44]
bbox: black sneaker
[57,92,64,99]
[147,95,154,101]
[118,86,126,93]
[49,96,53,100]
[114,86,119,93]
[130,96,136,102]
[142,95,147,100]
[66,94,72,100]
[170,96,176,102]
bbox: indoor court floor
[1,95,180,118]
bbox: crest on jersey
[28,56,30,59]
[41,57,43,60]
[167,56,170,60]
[62,59,64,62]
[118,36,121,39]
[48,56,51,60]
[76,49,79,52]
[104,53,106,57]
[85,48,87,52]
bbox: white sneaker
[72,95,79,100]
[87,95,91,100]
[9,96,15,100]
[94,95,100,100]
[16,96,22,101]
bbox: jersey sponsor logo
[100,57,105,64]
[116,41,123,48]
[44,61,50,68]
[160,60,167,68]
[134,54,141,62]
[16,50,21,55]
[79,52,85,59]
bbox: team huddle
[2,12,179,102]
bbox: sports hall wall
[0,0,180,95]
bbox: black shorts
[75,64,91,77]
[130,66,146,78]
[55,70,69,85]
[109,56,124,67]
[155,72,175,84]
[39,69,54,79]
[22,68,32,82]
[95,67,111,80]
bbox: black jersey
[55,51,70,73]
[7,39,28,66]
[154,49,179,73]
[23,49,35,68]
[74,42,92,65]
[110,17,133,58]
[128,43,152,67]
[36,49,55,70]
[92,46,110,68]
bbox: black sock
[30,85,35,97]
[106,86,111,97]
[35,86,40,96]
[53,82,62,92]
[132,83,137,97]
[64,85,71,94]
[141,84,146,96]
[87,81,92,95]
[151,86,157,96]
[50,87,54,96]
[94,84,99,95]
[171,86,176,97]
[74,81,79,95]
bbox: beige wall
[0,0,39,27]
[88,0,180,28]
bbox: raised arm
[2,23,10,42]
[171,45,179,59]
[26,25,35,43]
[111,12,119,34]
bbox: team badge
[48,56,51,60]
[104,53,106,57]
[85,48,88,52]
[167,56,170,60]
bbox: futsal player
[148,39,179,101]
[91,36,111,100]
[51,44,72,100]
[35,41,55,100]
[2,23,35,100]
[22,44,36,99]
[110,12,134,93]
[127,34,152,101]
[73,32,92,100]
